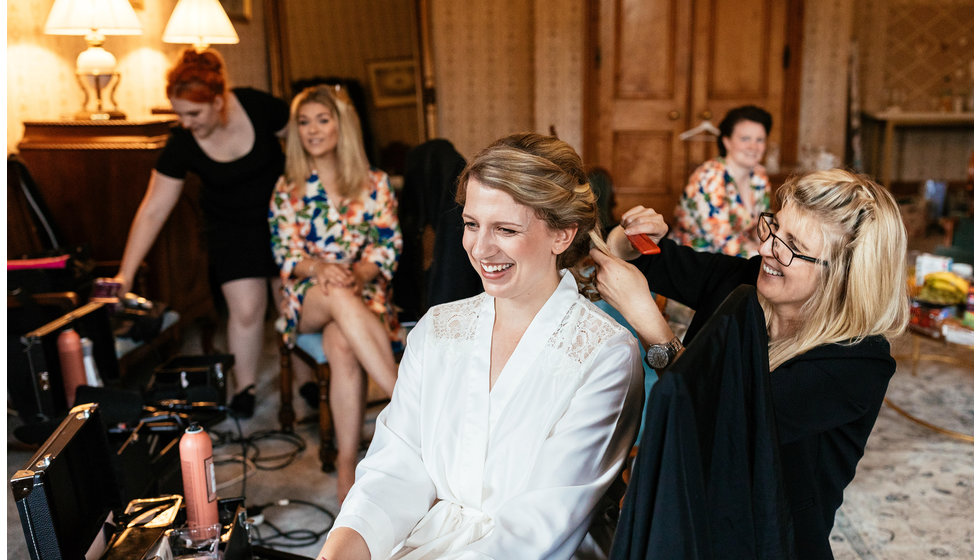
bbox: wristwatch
[645,336,683,369]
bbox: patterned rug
[830,333,974,559]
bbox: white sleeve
[462,329,644,558]
[327,316,437,560]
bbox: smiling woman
[594,168,910,559]
[269,84,402,504]
[670,105,774,257]
[316,132,644,560]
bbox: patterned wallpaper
[856,0,973,113]
[430,0,535,160]
[279,0,420,157]
[6,0,270,153]
[533,0,586,157]
[852,0,973,181]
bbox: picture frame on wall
[219,0,251,22]
[367,59,417,108]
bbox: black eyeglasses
[757,212,829,267]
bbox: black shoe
[299,381,320,410]
[229,385,256,418]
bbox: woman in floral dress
[269,84,402,503]
[670,105,773,257]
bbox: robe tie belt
[391,500,494,559]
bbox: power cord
[209,425,308,497]
[247,498,336,548]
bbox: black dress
[155,87,289,286]
[626,238,895,560]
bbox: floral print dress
[269,169,402,346]
[670,158,770,257]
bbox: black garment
[393,139,483,322]
[155,87,289,285]
[612,286,793,560]
[627,238,895,559]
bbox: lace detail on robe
[547,302,621,366]
[431,296,483,342]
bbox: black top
[631,238,895,559]
[156,87,289,227]
[155,87,289,284]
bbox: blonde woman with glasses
[591,169,909,559]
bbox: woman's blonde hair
[762,169,909,369]
[455,132,609,298]
[283,84,370,198]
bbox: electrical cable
[248,498,336,548]
[212,454,258,492]
[204,417,324,549]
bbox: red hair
[166,48,228,103]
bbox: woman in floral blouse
[670,105,773,257]
[269,84,402,502]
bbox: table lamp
[162,0,239,52]
[44,0,143,120]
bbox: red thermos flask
[179,422,220,529]
[57,328,86,408]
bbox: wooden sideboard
[15,118,213,330]
[861,111,974,190]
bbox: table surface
[862,110,974,126]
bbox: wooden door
[594,0,694,219]
[687,0,787,167]
[592,0,792,224]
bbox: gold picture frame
[219,0,251,22]
[367,59,417,108]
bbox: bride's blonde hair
[455,133,609,298]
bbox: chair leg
[316,363,338,473]
[278,338,296,432]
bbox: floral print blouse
[670,158,771,257]
[269,169,402,345]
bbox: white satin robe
[329,271,644,559]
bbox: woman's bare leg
[221,277,269,392]
[298,286,396,396]
[321,322,364,505]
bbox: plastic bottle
[80,337,103,387]
[179,422,219,529]
[57,328,86,408]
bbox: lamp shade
[44,0,142,36]
[163,0,239,48]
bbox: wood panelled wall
[279,0,420,161]
[6,1,271,152]
[798,0,853,160]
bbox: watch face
[646,345,668,369]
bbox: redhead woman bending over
[114,48,288,418]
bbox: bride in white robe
[318,133,644,560]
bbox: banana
[924,271,970,294]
